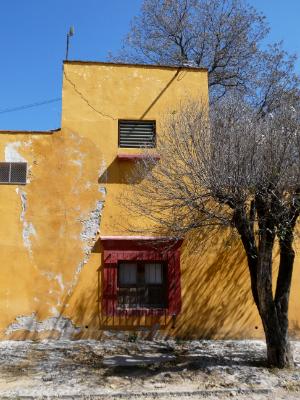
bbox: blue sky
[0,0,299,131]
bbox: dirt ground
[0,339,299,399]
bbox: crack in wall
[64,71,117,121]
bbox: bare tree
[112,0,299,106]
[251,43,300,116]
[124,99,300,368]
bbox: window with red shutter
[101,237,182,317]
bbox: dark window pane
[119,263,137,286]
[145,263,163,284]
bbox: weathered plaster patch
[5,142,27,163]
[5,313,81,338]
[50,306,61,317]
[16,188,26,216]
[42,272,65,292]
[16,189,37,257]
[80,200,104,247]
[68,199,105,293]
[74,260,86,279]
[23,222,37,253]
[77,199,104,271]
[5,141,32,183]
[98,159,107,183]
[56,273,65,291]
[50,301,64,316]
[98,186,107,196]
[71,159,83,166]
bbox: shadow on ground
[0,340,299,397]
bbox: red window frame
[101,237,182,317]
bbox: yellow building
[0,61,299,340]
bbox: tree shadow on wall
[171,229,261,339]
[6,228,263,341]
[69,250,168,339]
[67,227,263,340]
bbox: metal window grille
[118,120,156,148]
[0,162,27,184]
[117,261,166,309]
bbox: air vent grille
[0,162,27,184]
[119,120,156,148]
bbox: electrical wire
[0,98,62,115]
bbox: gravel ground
[0,339,299,399]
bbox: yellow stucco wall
[0,61,299,340]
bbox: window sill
[114,307,167,316]
[117,153,160,161]
[117,307,166,311]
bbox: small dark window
[118,120,156,148]
[117,261,166,309]
[0,162,27,184]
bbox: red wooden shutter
[167,250,182,315]
[102,263,117,316]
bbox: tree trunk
[272,233,296,368]
[262,293,293,368]
[256,230,294,368]
[234,201,296,368]
[264,329,293,368]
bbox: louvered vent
[0,162,27,184]
[0,163,10,183]
[119,120,156,148]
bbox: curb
[0,388,272,399]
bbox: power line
[0,98,62,115]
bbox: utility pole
[65,26,74,60]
